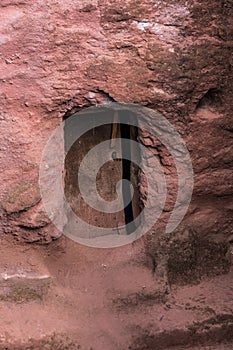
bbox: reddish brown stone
[0,1,232,347]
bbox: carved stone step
[0,269,51,303]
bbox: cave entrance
[64,108,142,235]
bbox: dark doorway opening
[64,108,142,234]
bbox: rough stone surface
[2,179,40,214]
[0,273,50,303]
[0,236,232,350]
[144,226,232,287]
[0,1,232,349]
[0,0,232,244]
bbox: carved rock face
[0,0,232,244]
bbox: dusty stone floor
[0,235,232,350]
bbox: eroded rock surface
[0,0,232,243]
[0,1,232,349]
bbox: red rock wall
[0,0,232,243]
